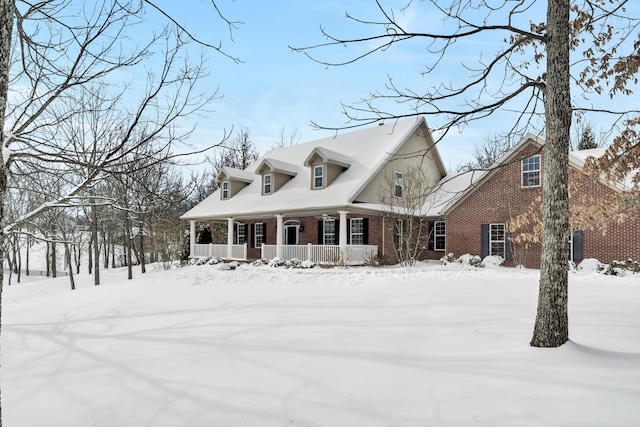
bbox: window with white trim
[221,181,229,199]
[323,219,336,245]
[490,223,505,257]
[236,223,246,245]
[434,221,446,251]
[263,174,272,194]
[522,155,541,187]
[394,171,403,197]
[314,165,324,189]
[350,218,364,245]
[254,223,265,247]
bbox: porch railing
[261,244,378,265]
[192,242,378,265]
[192,243,247,260]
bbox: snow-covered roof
[423,169,488,217]
[569,147,637,191]
[217,167,255,183]
[181,117,432,220]
[304,146,351,168]
[255,158,298,176]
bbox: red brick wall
[445,143,544,267]
[571,172,640,263]
[444,142,640,267]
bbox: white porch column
[338,210,348,261]
[189,220,196,257]
[276,214,284,258]
[227,218,234,259]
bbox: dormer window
[264,174,272,195]
[394,172,403,197]
[221,181,229,199]
[314,165,324,189]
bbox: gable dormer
[254,158,297,195]
[303,147,351,189]
[216,167,254,200]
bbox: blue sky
[155,1,638,171]
[156,0,499,170]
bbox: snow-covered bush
[252,258,269,266]
[440,253,457,264]
[481,255,504,268]
[458,254,484,268]
[577,258,604,272]
[440,253,484,268]
[599,259,640,276]
[268,257,286,267]
[207,257,223,265]
[266,257,317,269]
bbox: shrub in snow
[252,258,269,266]
[577,258,604,272]
[440,253,457,265]
[458,254,484,268]
[481,255,504,268]
[300,259,317,269]
[599,259,640,276]
[207,257,223,265]
[266,257,317,269]
[268,257,286,267]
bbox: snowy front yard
[3,262,640,426]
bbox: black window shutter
[505,231,513,261]
[481,224,489,258]
[572,229,584,263]
[318,220,323,244]
[263,223,267,246]
[393,219,400,249]
[250,224,255,248]
[428,221,435,251]
[245,224,250,247]
[334,219,340,244]
[363,218,369,245]
[347,219,351,244]
[233,223,238,245]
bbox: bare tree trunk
[51,239,57,279]
[0,1,16,423]
[65,243,75,290]
[139,227,146,273]
[88,235,93,274]
[91,203,100,285]
[125,214,133,280]
[531,0,571,347]
[26,235,30,275]
[102,230,109,269]
[15,236,20,283]
[46,242,51,277]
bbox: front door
[284,225,298,245]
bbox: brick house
[181,117,448,264]
[431,134,640,268]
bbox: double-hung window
[221,181,229,199]
[522,155,541,187]
[350,218,364,245]
[314,165,324,189]
[323,219,335,245]
[394,172,403,197]
[263,174,272,194]
[254,223,265,247]
[489,223,505,257]
[434,221,446,251]
[236,223,246,245]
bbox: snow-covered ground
[3,261,640,426]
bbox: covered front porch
[189,211,379,265]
